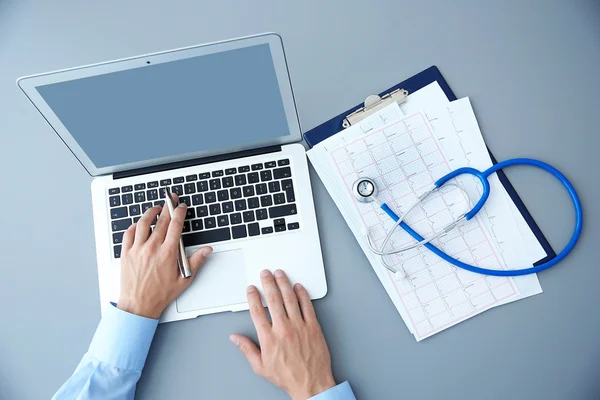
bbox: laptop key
[113,232,124,244]
[192,219,203,231]
[122,185,133,193]
[223,177,234,188]
[238,165,250,173]
[184,183,196,194]
[205,217,216,229]
[243,211,255,222]
[110,206,128,219]
[147,189,159,201]
[183,227,231,246]
[210,179,221,190]
[209,204,221,215]
[179,196,191,207]
[222,201,234,213]
[260,195,273,207]
[129,205,141,216]
[243,185,255,197]
[262,227,273,234]
[185,208,196,220]
[274,193,286,205]
[217,190,229,201]
[281,179,293,190]
[256,183,268,195]
[288,222,300,230]
[199,172,211,179]
[183,221,191,232]
[235,199,247,211]
[197,181,208,192]
[134,216,141,223]
[172,185,184,195]
[265,161,277,168]
[230,188,242,199]
[212,170,224,177]
[251,163,263,171]
[248,172,259,183]
[197,206,208,217]
[278,159,290,166]
[235,175,247,186]
[269,181,280,193]
[148,181,159,188]
[134,183,146,190]
[192,194,204,205]
[248,197,260,209]
[204,192,216,203]
[160,179,172,186]
[114,245,122,258]
[186,174,198,182]
[273,167,292,179]
[230,213,242,225]
[109,196,121,207]
[256,209,268,220]
[248,223,260,236]
[260,170,272,181]
[232,225,247,239]
[112,218,132,232]
[122,194,134,205]
[173,177,185,184]
[154,200,165,207]
[217,215,229,227]
[274,218,286,226]
[275,224,286,232]
[142,202,153,213]
[225,168,237,175]
[135,192,146,203]
[269,204,297,218]
[109,188,120,195]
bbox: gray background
[0,0,598,399]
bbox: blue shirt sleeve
[309,382,356,400]
[52,304,158,400]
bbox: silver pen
[164,187,192,278]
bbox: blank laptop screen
[35,44,290,168]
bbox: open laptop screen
[34,43,291,170]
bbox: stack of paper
[307,82,546,341]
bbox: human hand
[230,270,336,400]
[117,194,213,319]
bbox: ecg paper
[324,110,520,339]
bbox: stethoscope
[353,158,583,279]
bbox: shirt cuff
[309,381,356,400]
[87,303,159,372]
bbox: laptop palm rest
[176,249,247,313]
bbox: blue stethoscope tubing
[379,158,583,276]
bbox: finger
[121,223,137,254]
[294,283,317,324]
[134,206,162,244]
[229,334,263,375]
[260,269,287,322]
[273,270,301,321]
[187,246,213,277]
[246,285,271,338]
[151,199,172,242]
[164,203,187,247]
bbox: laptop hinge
[113,145,282,180]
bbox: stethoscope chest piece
[352,178,378,203]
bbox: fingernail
[294,283,303,290]
[273,269,284,278]
[247,285,257,293]
[177,203,187,208]
[260,269,271,278]
[229,335,239,346]
[201,247,213,256]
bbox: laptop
[17,33,327,323]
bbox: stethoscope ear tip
[394,270,407,280]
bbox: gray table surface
[1,1,599,399]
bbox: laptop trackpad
[176,249,247,313]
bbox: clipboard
[303,65,556,265]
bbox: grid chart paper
[329,112,519,339]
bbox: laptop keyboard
[108,159,299,258]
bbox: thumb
[188,246,213,276]
[229,334,263,374]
